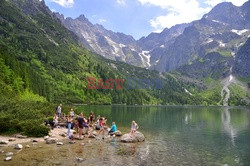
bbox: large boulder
[5,157,12,161]
[15,134,27,139]
[8,138,16,142]
[46,138,57,144]
[6,152,13,157]
[14,144,23,150]
[44,136,49,140]
[110,130,122,136]
[56,142,63,145]
[0,140,9,144]
[120,131,145,143]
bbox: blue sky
[44,0,248,39]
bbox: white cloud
[51,0,74,8]
[116,0,126,6]
[138,0,248,32]
[204,0,224,6]
[137,0,210,31]
[99,18,107,24]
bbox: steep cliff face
[233,38,250,77]
[55,13,145,67]
[153,1,250,72]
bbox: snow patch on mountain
[139,51,151,67]
[219,41,226,47]
[231,29,249,35]
[204,38,213,44]
[104,36,122,56]
[212,20,227,25]
[119,43,126,48]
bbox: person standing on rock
[76,113,84,139]
[67,114,73,136]
[83,115,90,135]
[56,104,62,118]
[98,117,105,139]
[130,121,139,136]
[89,111,95,125]
[53,113,58,127]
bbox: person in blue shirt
[108,122,117,134]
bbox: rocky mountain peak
[76,14,90,22]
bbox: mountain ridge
[53,0,250,74]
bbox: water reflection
[76,105,250,165]
[221,107,238,146]
[184,112,192,124]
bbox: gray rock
[0,140,9,144]
[69,141,75,144]
[8,138,16,142]
[56,142,63,145]
[120,131,145,143]
[75,137,84,140]
[50,134,56,138]
[110,130,122,136]
[6,152,13,157]
[15,134,27,139]
[0,150,4,153]
[46,138,57,144]
[88,134,95,138]
[76,157,85,162]
[31,139,38,142]
[14,144,23,150]
[44,136,49,140]
[59,133,66,137]
[5,157,12,161]
[92,131,98,136]
[25,145,30,148]
[32,142,38,145]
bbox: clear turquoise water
[1,106,249,166]
[76,105,250,165]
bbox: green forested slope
[0,0,204,106]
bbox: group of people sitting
[52,105,139,142]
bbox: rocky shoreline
[0,126,145,163]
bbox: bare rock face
[120,131,145,143]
